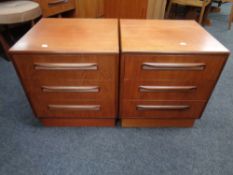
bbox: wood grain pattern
[13,54,118,81]
[24,80,116,100]
[75,0,104,18]
[104,0,120,18]
[122,80,216,100]
[121,100,206,119]
[35,100,115,118]
[104,0,148,19]
[74,0,166,19]
[10,19,119,127]
[120,20,229,54]
[9,18,119,54]
[12,54,118,119]
[120,19,229,127]
[123,54,227,81]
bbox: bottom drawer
[120,100,206,119]
[33,100,116,118]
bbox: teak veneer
[120,20,229,127]
[10,19,119,127]
[10,19,230,128]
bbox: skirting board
[40,118,115,127]
[121,119,195,128]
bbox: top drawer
[13,54,118,81]
[123,54,227,81]
[38,0,75,17]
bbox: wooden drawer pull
[142,62,206,70]
[48,105,101,111]
[34,63,98,70]
[136,105,190,111]
[48,0,67,6]
[139,86,197,92]
[42,86,99,93]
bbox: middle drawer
[25,79,116,100]
[122,80,216,100]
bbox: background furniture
[147,0,168,19]
[75,0,104,18]
[222,0,233,29]
[229,3,233,29]
[166,0,211,24]
[0,0,41,60]
[0,31,11,59]
[34,0,75,17]
[104,0,148,19]
[33,0,167,19]
[10,19,119,127]
[213,0,224,6]
[211,1,233,29]
[104,0,167,19]
[75,0,167,19]
[120,20,229,127]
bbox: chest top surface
[10,18,119,54]
[120,20,229,54]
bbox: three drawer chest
[10,18,229,127]
[10,19,119,127]
[120,20,229,127]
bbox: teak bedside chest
[10,19,229,128]
[120,20,229,127]
[10,19,119,127]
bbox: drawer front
[121,100,206,119]
[13,54,118,118]
[13,54,118,81]
[41,0,75,17]
[122,80,216,100]
[32,98,116,118]
[25,79,116,100]
[123,54,226,81]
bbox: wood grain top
[10,18,119,54]
[120,20,229,54]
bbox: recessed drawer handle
[142,63,206,70]
[34,63,98,70]
[42,86,100,93]
[48,0,67,6]
[136,105,190,111]
[48,105,101,111]
[139,86,197,92]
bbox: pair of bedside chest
[10,19,229,127]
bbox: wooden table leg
[0,33,11,61]
[203,2,212,26]
[183,1,214,26]
[229,4,233,30]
